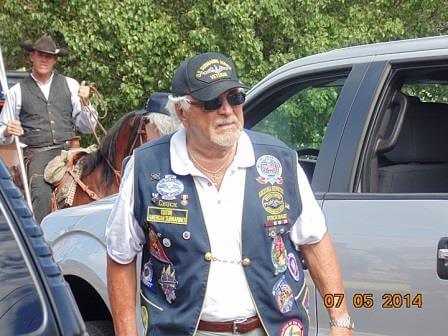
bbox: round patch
[156,174,184,200]
[287,253,300,282]
[272,275,294,314]
[256,155,283,185]
[280,319,303,336]
[141,306,149,332]
[262,191,285,214]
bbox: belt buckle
[233,317,248,334]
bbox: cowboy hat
[20,34,69,56]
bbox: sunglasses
[186,91,246,111]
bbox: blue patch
[141,261,155,291]
[272,275,294,314]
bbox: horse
[50,111,148,210]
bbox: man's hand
[78,81,91,102]
[4,120,24,137]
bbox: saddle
[45,146,99,211]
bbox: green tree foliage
[1,0,447,144]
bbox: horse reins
[80,84,108,144]
[105,115,147,187]
[78,86,148,199]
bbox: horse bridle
[103,114,148,186]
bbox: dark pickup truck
[43,35,448,336]
[0,158,86,336]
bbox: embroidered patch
[141,306,149,333]
[287,253,300,282]
[148,227,172,264]
[271,236,287,275]
[196,58,233,82]
[159,265,178,303]
[141,261,155,291]
[262,192,285,215]
[272,275,294,314]
[155,199,179,208]
[156,174,184,200]
[147,206,188,225]
[280,319,303,336]
[266,213,288,222]
[256,155,283,185]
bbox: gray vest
[20,73,75,147]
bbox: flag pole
[0,46,33,210]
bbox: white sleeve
[0,83,21,145]
[289,161,327,246]
[105,155,145,264]
[66,77,98,134]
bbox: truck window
[359,66,448,193]
[252,75,348,182]
[0,203,44,334]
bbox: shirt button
[242,258,252,266]
[207,182,212,187]
[50,120,54,124]
[204,252,213,261]
[217,200,221,205]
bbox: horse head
[81,111,148,189]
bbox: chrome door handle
[438,249,448,260]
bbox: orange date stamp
[323,293,423,309]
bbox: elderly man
[139,91,181,140]
[106,52,352,336]
[0,34,97,223]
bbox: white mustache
[213,116,239,128]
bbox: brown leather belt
[198,316,261,334]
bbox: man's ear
[175,104,188,125]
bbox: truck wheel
[85,320,115,336]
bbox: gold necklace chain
[188,148,235,184]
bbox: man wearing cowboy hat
[0,34,98,223]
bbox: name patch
[147,206,188,225]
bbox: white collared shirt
[0,72,98,144]
[106,129,327,321]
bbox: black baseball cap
[172,52,248,101]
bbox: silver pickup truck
[42,35,448,336]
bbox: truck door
[245,61,370,335]
[321,58,448,335]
